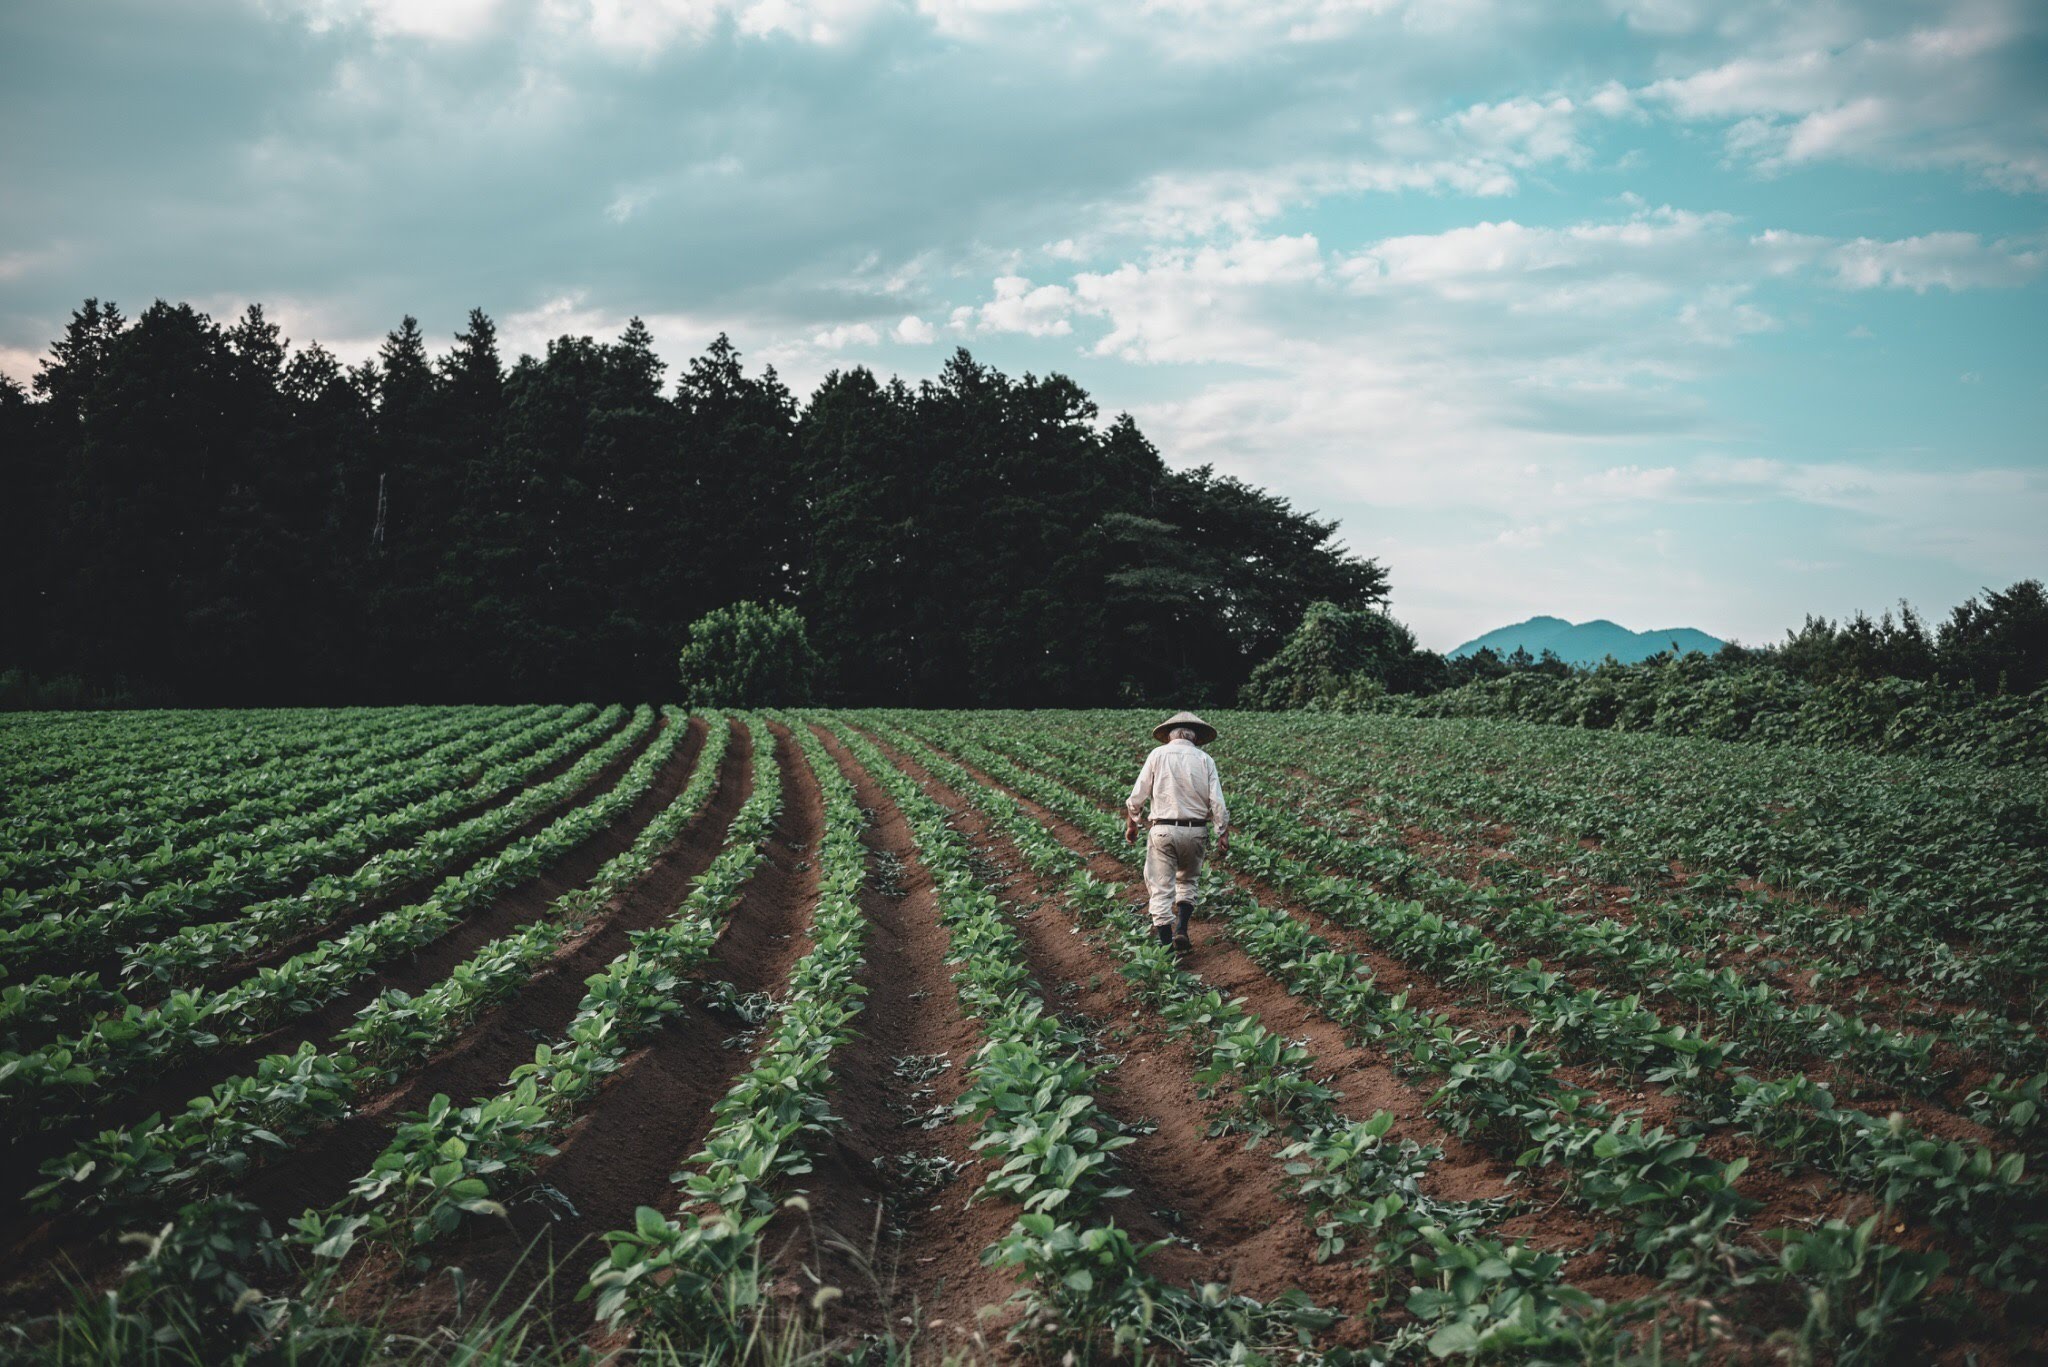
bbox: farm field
[0,704,2043,1364]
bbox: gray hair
[1169,727,1199,742]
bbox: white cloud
[605,186,656,223]
[1641,5,2048,191]
[1495,520,1565,549]
[1831,232,2046,291]
[811,321,880,347]
[917,194,2047,645]
[502,290,619,353]
[913,0,1041,39]
[273,0,899,51]
[891,314,937,343]
[1691,456,2048,566]
[960,274,1076,336]
[1587,80,1642,119]
[275,0,510,42]
[0,344,42,387]
[1443,95,1584,166]
[1062,233,1323,362]
[1100,93,1594,243]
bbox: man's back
[1128,739,1227,827]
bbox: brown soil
[0,716,671,1222]
[854,725,1651,1351]
[194,706,648,989]
[104,715,688,1143]
[342,720,827,1348]
[993,746,1940,1225]
[10,713,2039,1365]
[1263,759,2015,1145]
[0,716,730,1305]
[41,708,635,996]
[964,734,2042,1361]
[782,724,1016,1356]
[229,717,754,1225]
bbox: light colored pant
[1144,824,1207,927]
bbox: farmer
[1123,711,1230,953]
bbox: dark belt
[1150,818,1208,827]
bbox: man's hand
[1124,813,1141,844]
[1215,830,1231,858]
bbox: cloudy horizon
[3,0,2042,650]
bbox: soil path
[852,726,1470,1351]
[2,713,670,1217]
[0,716,720,1302]
[98,713,690,1148]
[1263,757,2021,1126]
[364,720,827,1347]
[37,707,635,1007]
[198,706,650,989]
[1032,741,1999,1225]
[783,724,1003,1354]
[888,728,1656,1308]
[225,717,754,1228]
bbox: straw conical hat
[1153,711,1217,745]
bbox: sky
[2,0,2043,650]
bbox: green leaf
[1428,1322,1483,1357]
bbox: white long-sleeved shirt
[1125,738,1229,832]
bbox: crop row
[2,706,443,822]
[832,721,1346,1360]
[2,706,549,913]
[34,710,732,1261]
[299,715,779,1262]
[868,719,1645,1358]
[2,707,485,856]
[1256,712,2048,1016]
[1046,721,2005,1104]
[893,717,1969,1360]
[0,703,610,980]
[0,707,608,1053]
[0,706,663,1143]
[582,720,872,1343]
[985,720,2041,1302]
[1277,750,2048,1098]
[118,705,632,991]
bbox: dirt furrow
[50,708,635,997]
[63,713,687,1164]
[222,717,755,1232]
[789,724,1006,1353]
[0,717,718,1301]
[893,729,1659,1306]
[989,739,1871,1241]
[357,720,826,1347]
[196,705,652,989]
[855,726,1650,1350]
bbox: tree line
[1240,589,2048,766]
[1440,586,2048,697]
[0,299,1387,708]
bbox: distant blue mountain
[1449,616,1725,667]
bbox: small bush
[1240,602,1437,708]
[677,602,823,708]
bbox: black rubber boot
[1172,900,1194,952]
[1154,922,1174,948]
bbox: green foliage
[1336,651,2048,766]
[10,301,1388,706]
[677,602,823,708]
[1938,579,2048,693]
[1240,600,1439,707]
[1764,1216,1948,1365]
